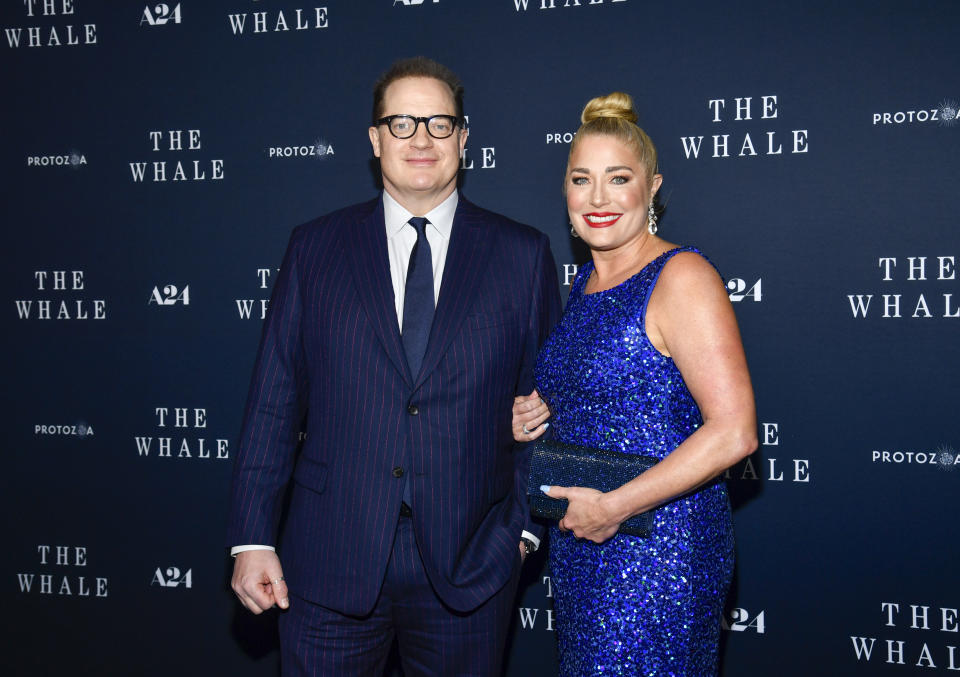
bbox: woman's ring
[522,424,531,435]
[271,577,284,585]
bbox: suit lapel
[342,197,414,386]
[415,198,493,388]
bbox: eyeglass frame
[374,114,464,140]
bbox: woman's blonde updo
[569,92,658,182]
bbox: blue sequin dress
[535,247,734,676]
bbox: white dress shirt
[383,188,456,325]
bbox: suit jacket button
[392,466,404,478]
[407,404,419,415]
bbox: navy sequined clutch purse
[528,439,659,537]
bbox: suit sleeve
[226,226,309,548]
[514,232,562,539]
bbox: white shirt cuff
[230,544,275,557]
[521,530,540,550]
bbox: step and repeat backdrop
[4,1,959,675]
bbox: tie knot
[408,217,429,236]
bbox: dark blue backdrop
[5,1,959,674]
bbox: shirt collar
[383,189,458,241]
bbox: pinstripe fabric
[278,515,519,676]
[227,195,562,617]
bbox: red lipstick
[583,212,622,228]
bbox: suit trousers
[279,514,521,676]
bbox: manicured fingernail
[540,485,551,493]
[543,423,550,429]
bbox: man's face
[368,77,468,214]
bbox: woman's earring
[647,202,658,235]
[570,224,579,238]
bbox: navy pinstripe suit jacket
[227,195,562,615]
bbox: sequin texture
[535,247,734,676]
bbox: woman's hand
[512,389,550,442]
[545,485,621,544]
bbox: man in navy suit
[227,57,561,675]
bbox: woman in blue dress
[514,93,757,676]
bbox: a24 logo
[150,285,189,306]
[151,566,192,588]
[141,4,181,26]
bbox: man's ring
[522,424,531,435]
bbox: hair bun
[581,92,638,124]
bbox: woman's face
[566,134,662,254]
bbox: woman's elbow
[724,424,757,465]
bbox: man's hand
[231,550,289,614]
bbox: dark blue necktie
[401,217,435,379]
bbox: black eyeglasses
[375,114,462,139]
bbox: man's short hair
[372,56,464,124]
